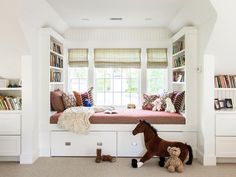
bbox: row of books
[173,55,185,68]
[173,71,185,82]
[50,70,62,82]
[50,54,63,68]
[215,75,236,88]
[173,41,185,54]
[0,96,22,110]
[50,41,62,55]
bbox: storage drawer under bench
[51,131,116,156]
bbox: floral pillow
[74,87,94,106]
[142,94,158,110]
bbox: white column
[88,48,94,88]
[141,48,147,104]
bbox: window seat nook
[50,109,185,125]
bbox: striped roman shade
[68,49,88,67]
[147,48,168,68]
[94,48,141,68]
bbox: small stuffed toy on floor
[164,146,184,173]
[95,148,116,163]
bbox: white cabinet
[215,112,236,157]
[51,131,116,156]
[0,113,21,157]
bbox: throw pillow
[73,91,83,106]
[142,94,158,110]
[173,91,185,112]
[81,87,94,106]
[62,92,77,109]
[50,89,65,112]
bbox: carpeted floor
[0,157,236,177]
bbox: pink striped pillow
[142,94,158,110]
[173,91,185,112]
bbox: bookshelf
[170,27,197,127]
[0,79,22,159]
[214,76,236,159]
[39,28,65,156]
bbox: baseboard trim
[0,156,20,162]
[20,151,39,164]
[217,157,236,163]
[203,155,216,166]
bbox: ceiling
[46,0,187,28]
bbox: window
[94,48,141,106]
[69,67,88,92]
[147,69,167,94]
[95,68,140,106]
[68,49,88,92]
[146,48,168,94]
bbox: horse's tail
[186,144,193,165]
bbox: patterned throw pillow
[173,91,185,113]
[50,89,65,112]
[73,91,83,106]
[81,87,94,106]
[142,94,158,110]
[62,92,77,109]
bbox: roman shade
[68,49,88,67]
[94,48,141,68]
[147,48,168,68]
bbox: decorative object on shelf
[214,98,220,110]
[164,146,184,173]
[0,79,9,88]
[219,99,226,109]
[0,95,22,110]
[225,98,233,108]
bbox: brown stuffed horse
[131,120,193,168]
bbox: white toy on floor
[165,97,176,113]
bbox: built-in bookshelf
[171,27,197,126]
[172,36,185,84]
[0,80,22,112]
[50,37,64,83]
[215,75,236,88]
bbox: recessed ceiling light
[81,18,89,21]
[145,18,152,21]
[110,18,123,21]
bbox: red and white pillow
[142,94,158,110]
[172,91,185,113]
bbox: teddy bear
[152,97,162,111]
[164,146,184,173]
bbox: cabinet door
[216,114,236,136]
[51,131,116,156]
[0,136,20,156]
[216,137,236,157]
[0,114,21,135]
[117,132,145,157]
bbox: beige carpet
[0,157,236,177]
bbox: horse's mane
[143,121,157,136]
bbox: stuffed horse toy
[131,120,193,168]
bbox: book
[104,110,118,114]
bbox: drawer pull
[65,142,71,146]
[131,142,137,146]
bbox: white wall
[0,0,29,79]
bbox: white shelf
[215,108,236,114]
[50,50,64,58]
[0,88,22,91]
[50,82,64,85]
[215,88,236,91]
[172,66,185,71]
[0,110,22,114]
[172,49,185,57]
[50,66,63,71]
[172,82,185,85]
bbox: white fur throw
[58,106,95,134]
[165,97,176,113]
